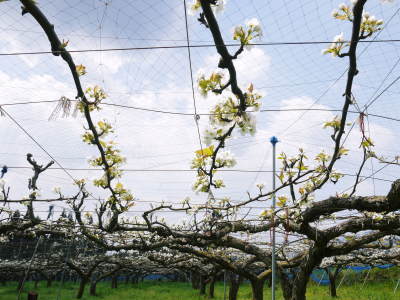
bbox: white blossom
[331,9,339,17]
[53,186,61,194]
[322,32,347,57]
[233,25,243,37]
[246,18,263,37]
[217,150,236,167]
[333,32,345,43]
[256,183,265,190]
[213,0,227,13]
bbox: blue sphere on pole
[270,136,278,146]
[0,165,7,178]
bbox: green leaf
[195,145,214,157]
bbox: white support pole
[270,136,278,300]
[393,278,400,294]
[361,268,371,289]
[318,270,326,286]
[337,268,348,289]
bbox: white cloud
[202,47,271,88]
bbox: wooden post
[27,291,38,300]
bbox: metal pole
[361,268,371,289]
[270,136,278,300]
[337,268,347,289]
[17,236,42,300]
[394,278,400,294]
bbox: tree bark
[228,273,242,300]
[250,279,265,300]
[278,267,293,300]
[329,278,337,298]
[17,275,24,291]
[199,275,206,295]
[325,267,341,298]
[291,248,324,300]
[46,278,52,287]
[208,275,216,298]
[132,275,139,284]
[278,269,293,300]
[191,271,200,289]
[111,274,118,289]
[266,273,272,288]
[76,278,88,299]
[89,281,97,296]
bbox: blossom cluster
[77,86,107,112]
[322,32,348,57]
[274,146,348,209]
[197,72,224,97]
[78,84,134,209]
[191,84,261,192]
[360,12,384,36]
[323,2,383,57]
[189,5,263,192]
[233,18,263,49]
[190,0,226,14]
[191,145,236,192]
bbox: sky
[0,0,400,223]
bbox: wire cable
[2,100,400,122]
[277,7,400,136]
[183,0,203,152]
[0,107,78,184]
[1,40,400,56]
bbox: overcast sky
[0,0,399,223]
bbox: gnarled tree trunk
[125,274,130,284]
[46,278,52,287]
[250,279,265,300]
[17,274,24,292]
[291,248,324,300]
[131,275,139,284]
[266,273,272,288]
[89,280,97,296]
[325,267,341,298]
[111,274,118,289]
[76,277,88,299]
[278,268,293,300]
[228,273,242,300]
[191,271,200,289]
[208,275,216,298]
[199,275,206,295]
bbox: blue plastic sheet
[286,273,295,279]
[310,273,330,285]
[376,264,394,269]
[347,265,371,272]
[310,264,395,284]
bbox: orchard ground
[0,280,398,300]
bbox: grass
[0,279,399,299]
